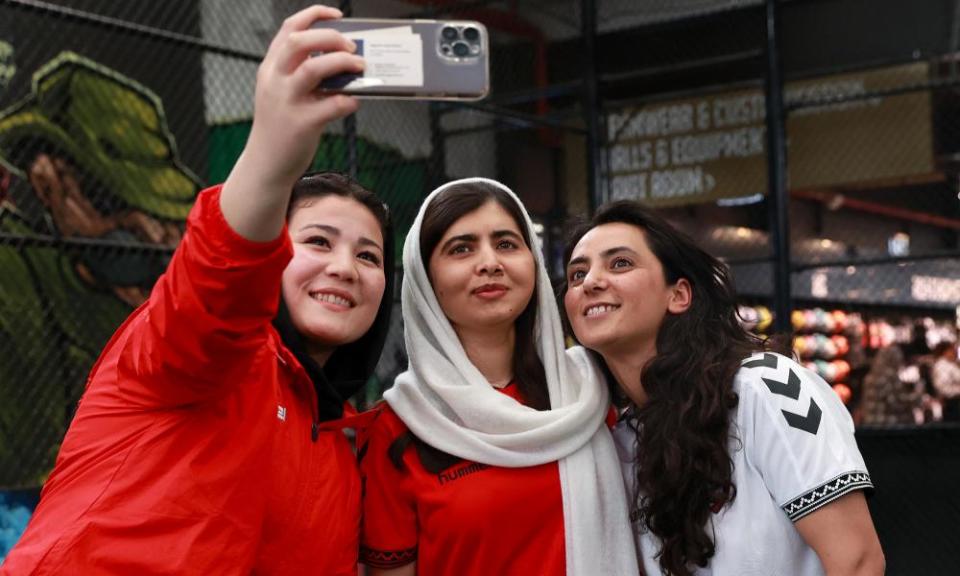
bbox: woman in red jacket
[1,6,389,575]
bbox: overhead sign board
[605,62,934,206]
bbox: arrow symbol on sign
[782,398,822,435]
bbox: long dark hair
[390,180,550,473]
[561,200,784,576]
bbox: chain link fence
[1,0,958,570]
[0,0,590,490]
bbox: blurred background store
[0,1,958,573]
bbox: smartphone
[314,18,489,101]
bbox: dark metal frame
[763,0,793,333]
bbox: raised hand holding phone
[221,5,364,242]
[316,18,490,100]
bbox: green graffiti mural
[0,51,429,488]
[0,52,201,488]
[209,121,427,264]
[0,41,15,89]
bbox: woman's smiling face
[281,194,386,362]
[427,200,536,336]
[564,222,680,356]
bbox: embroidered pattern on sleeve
[782,471,874,522]
[360,545,418,569]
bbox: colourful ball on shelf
[834,359,851,381]
[832,310,848,330]
[815,359,831,381]
[819,309,836,333]
[793,336,806,355]
[822,339,838,359]
[832,383,852,405]
[755,306,773,332]
[832,335,850,356]
[791,310,807,331]
[826,363,839,382]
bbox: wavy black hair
[561,200,786,576]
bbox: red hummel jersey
[359,383,565,575]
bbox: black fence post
[339,0,358,178]
[763,0,792,332]
[428,103,447,190]
[581,0,603,213]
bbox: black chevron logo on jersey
[746,355,822,435]
[762,368,801,401]
[781,398,822,435]
[743,353,778,370]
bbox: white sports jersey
[613,352,872,576]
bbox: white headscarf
[384,177,638,575]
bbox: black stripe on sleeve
[782,471,874,522]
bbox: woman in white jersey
[561,200,884,576]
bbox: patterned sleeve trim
[782,471,874,522]
[360,545,417,569]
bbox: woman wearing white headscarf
[359,178,637,576]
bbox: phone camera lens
[452,41,470,57]
[463,27,479,41]
[442,26,459,40]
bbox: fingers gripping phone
[315,19,489,101]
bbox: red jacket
[2,186,388,575]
